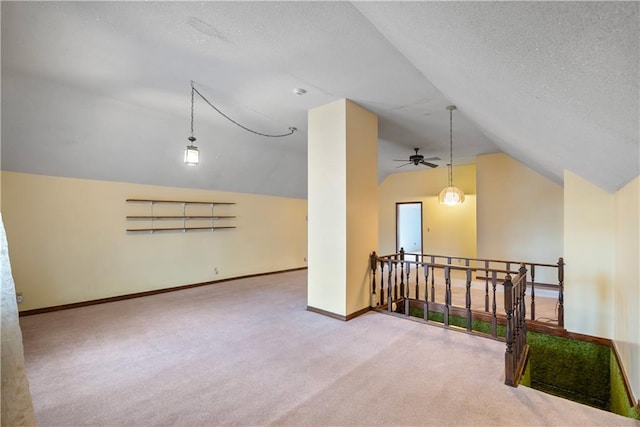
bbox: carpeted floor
[20,270,639,426]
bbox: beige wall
[378,164,476,259]
[563,171,614,338]
[613,176,639,400]
[477,153,563,284]
[2,171,307,311]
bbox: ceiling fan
[394,148,440,168]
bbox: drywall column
[307,99,378,319]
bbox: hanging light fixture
[183,80,297,166]
[438,105,465,206]
[184,81,199,165]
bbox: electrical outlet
[213,268,219,275]
[16,292,23,304]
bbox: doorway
[396,202,423,254]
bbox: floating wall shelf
[126,199,236,233]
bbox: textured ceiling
[1,1,638,198]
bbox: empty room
[2,2,639,426]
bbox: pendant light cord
[190,82,195,140]
[448,106,454,187]
[191,81,296,138]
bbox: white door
[396,202,423,254]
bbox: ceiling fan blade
[393,159,410,162]
[420,161,438,168]
[395,163,411,168]
[423,156,441,161]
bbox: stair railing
[504,264,529,386]
[370,250,564,328]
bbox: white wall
[1,172,307,311]
[613,176,640,400]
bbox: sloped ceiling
[1,1,638,199]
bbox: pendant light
[183,80,298,166]
[438,105,465,206]
[184,81,199,165]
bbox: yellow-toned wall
[345,100,378,315]
[307,100,347,315]
[563,171,614,338]
[2,171,307,311]
[378,164,476,259]
[613,176,640,400]
[477,153,563,265]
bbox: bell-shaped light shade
[438,186,465,206]
[184,144,199,165]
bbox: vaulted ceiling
[2,1,638,199]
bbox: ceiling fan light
[184,143,199,166]
[439,186,465,206]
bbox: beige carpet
[20,270,639,426]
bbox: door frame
[395,201,423,254]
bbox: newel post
[518,263,528,357]
[504,274,515,386]
[370,251,378,308]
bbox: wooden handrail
[376,256,518,276]
[378,252,558,268]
